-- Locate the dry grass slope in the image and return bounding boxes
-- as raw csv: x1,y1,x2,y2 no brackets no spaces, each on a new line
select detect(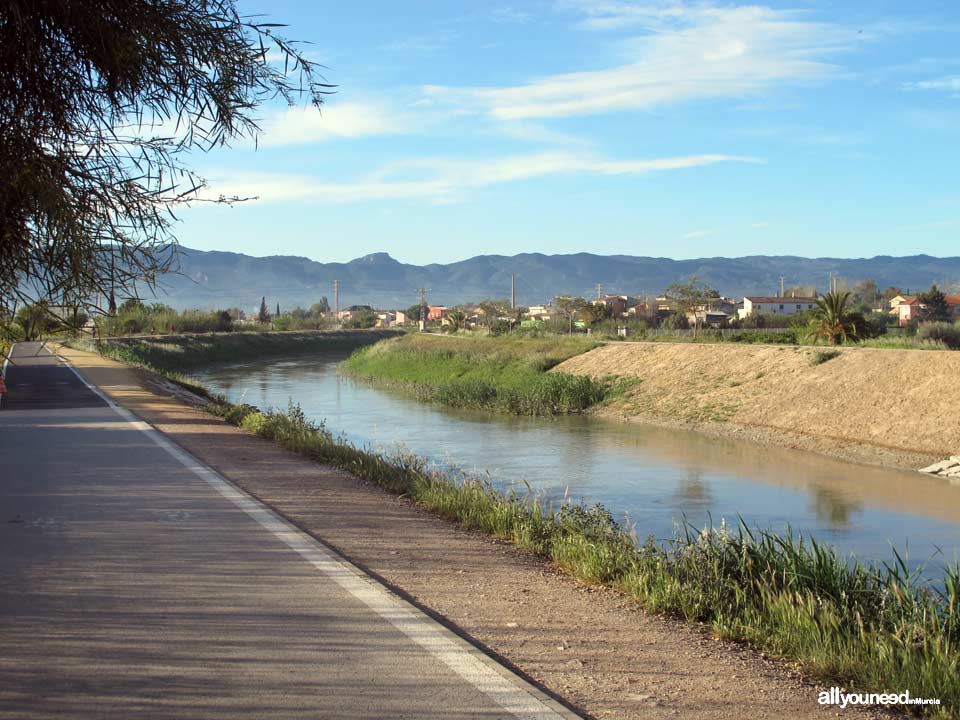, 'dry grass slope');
555,342,960,464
